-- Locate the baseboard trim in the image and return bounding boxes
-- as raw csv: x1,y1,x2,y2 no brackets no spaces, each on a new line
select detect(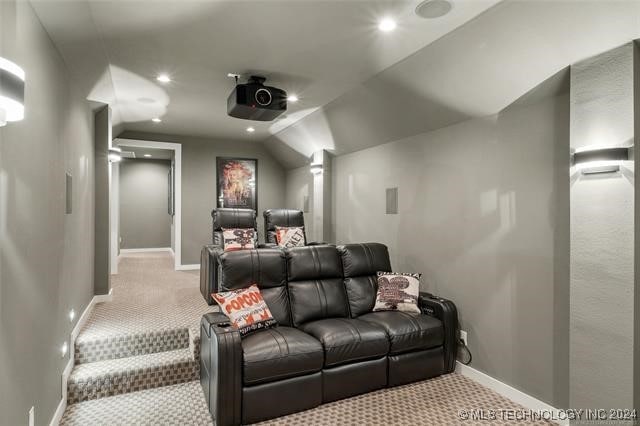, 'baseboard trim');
456,362,568,426
120,247,172,253
50,289,114,426
176,264,200,271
